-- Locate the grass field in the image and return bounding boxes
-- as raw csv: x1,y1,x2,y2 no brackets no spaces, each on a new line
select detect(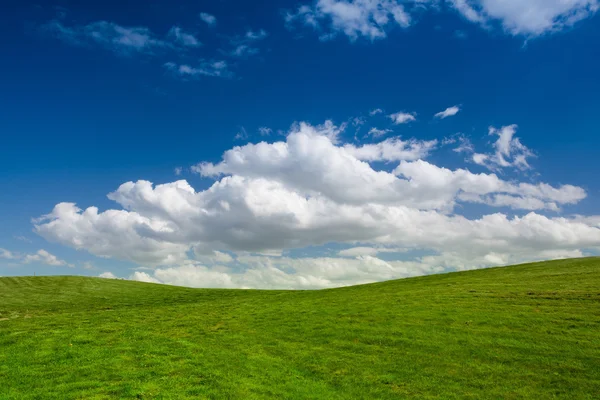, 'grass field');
1,258,599,399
